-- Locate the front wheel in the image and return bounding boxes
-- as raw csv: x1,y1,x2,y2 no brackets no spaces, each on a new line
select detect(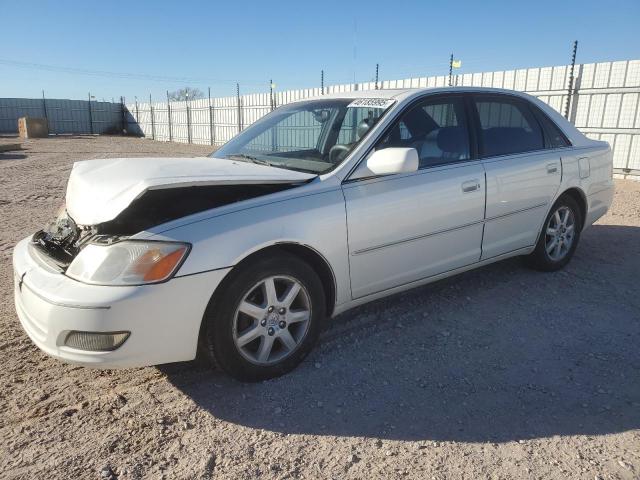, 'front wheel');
200,253,325,382
526,194,582,271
